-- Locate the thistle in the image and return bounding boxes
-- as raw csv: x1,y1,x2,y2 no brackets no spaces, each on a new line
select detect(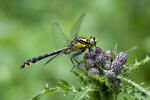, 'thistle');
32,46,150,100
78,47,128,88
